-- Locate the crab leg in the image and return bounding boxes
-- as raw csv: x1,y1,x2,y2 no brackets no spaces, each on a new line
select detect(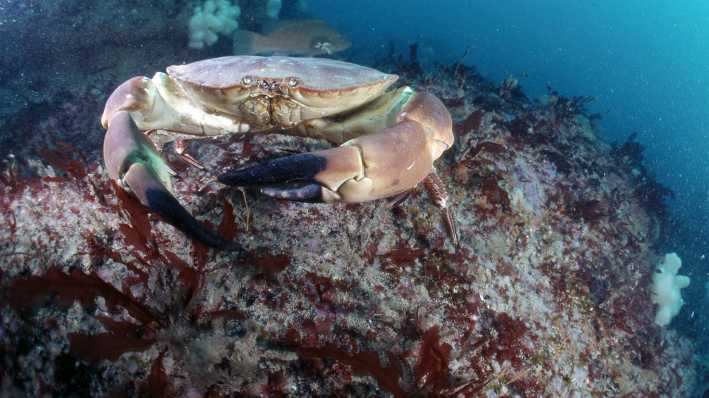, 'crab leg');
423,170,459,247
102,77,232,249
174,139,206,170
219,89,459,243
